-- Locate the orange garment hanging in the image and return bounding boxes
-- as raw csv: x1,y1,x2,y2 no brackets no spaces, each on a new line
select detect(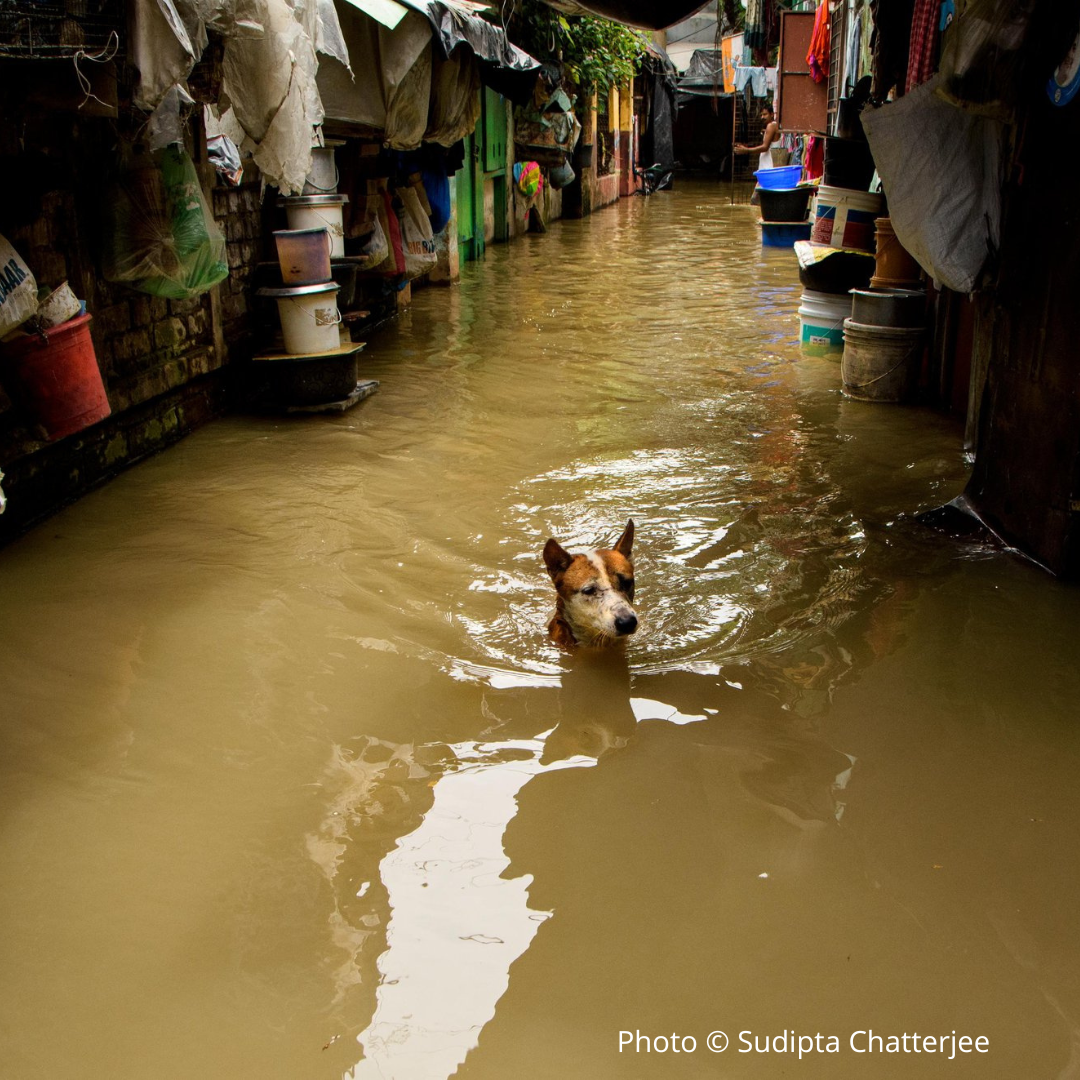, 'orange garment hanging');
807,0,830,83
